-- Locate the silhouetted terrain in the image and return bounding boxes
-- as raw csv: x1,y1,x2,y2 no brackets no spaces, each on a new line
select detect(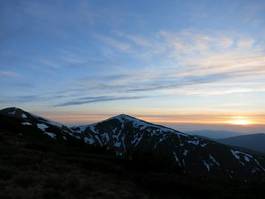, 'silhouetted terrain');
0,107,265,199
218,133,265,154
189,129,243,139
71,114,265,178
